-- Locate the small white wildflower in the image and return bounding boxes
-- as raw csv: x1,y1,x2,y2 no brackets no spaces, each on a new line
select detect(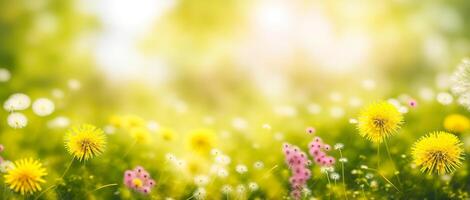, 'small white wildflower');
320,166,334,173
370,180,378,188
0,160,14,173
339,158,348,163
349,118,358,124
194,175,209,186
217,168,229,178
334,143,344,150
7,112,28,128
165,153,176,162
32,98,55,116
248,182,258,191
236,184,246,194
436,92,453,105
330,172,340,181
211,149,221,156
302,188,311,196
236,164,248,174
0,68,11,82
262,123,271,130
175,160,186,169
221,185,232,194
365,173,374,179
360,165,368,169
215,155,231,165
194,187,206,200
147,121,160,132
4,93,30,111
253,161,264,169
